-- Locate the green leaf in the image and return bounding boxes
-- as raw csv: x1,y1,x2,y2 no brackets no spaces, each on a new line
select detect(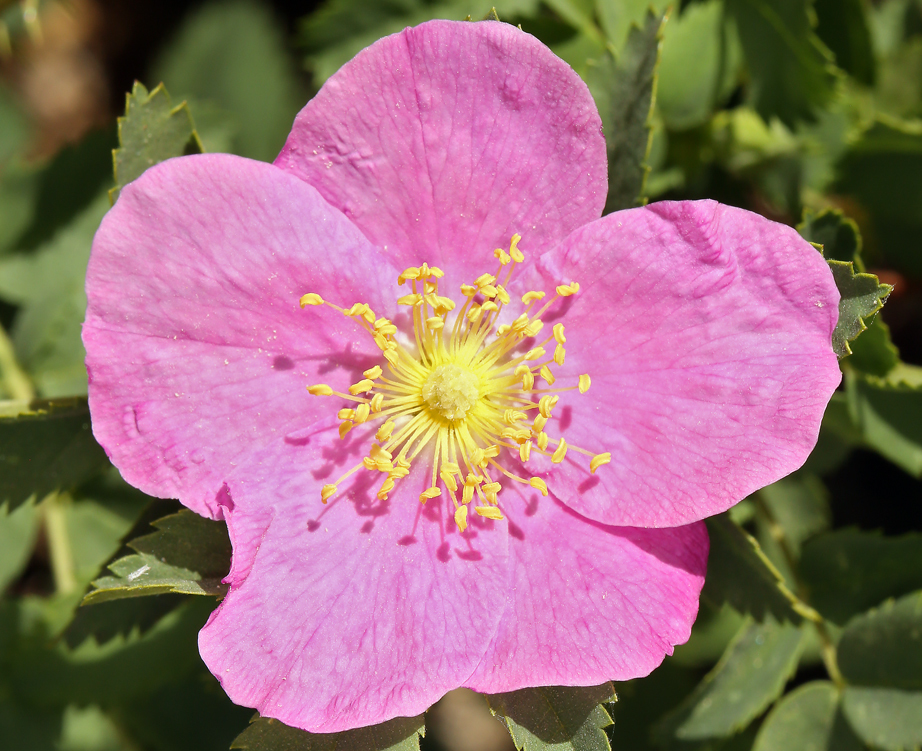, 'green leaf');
752,681,864,751
701,514,811,623
588,9,663,213
0,500,39,593
0,83,28,166
487,683,614,751
834,118,922,277
151,0,305,162
0,192,110,396
231,714,424,750
801,393,861,475
111,81,203,202
838,591,922,691
846,367,922,477
0,398,109,512
800,529,922,625
847,316,900,378
656,0,742,130
84,552,226,602
826,259,891,359
657,619,803,742
841,687,922,751
724,0,838,126
797,208,862,266
757,475,830,556
130,509,232,577
813,0,875,85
